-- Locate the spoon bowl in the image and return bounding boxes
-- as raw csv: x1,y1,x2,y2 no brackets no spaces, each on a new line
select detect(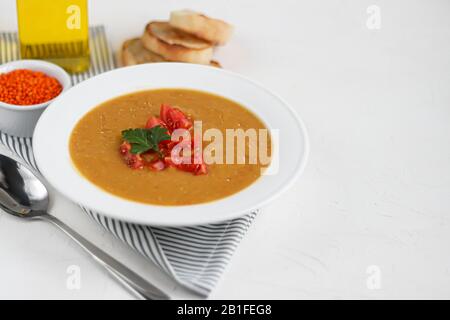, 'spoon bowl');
0,154,48,218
